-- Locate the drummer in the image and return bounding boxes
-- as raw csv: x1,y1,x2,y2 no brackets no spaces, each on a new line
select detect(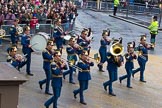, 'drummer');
53,18,67,54
21,26,34,76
